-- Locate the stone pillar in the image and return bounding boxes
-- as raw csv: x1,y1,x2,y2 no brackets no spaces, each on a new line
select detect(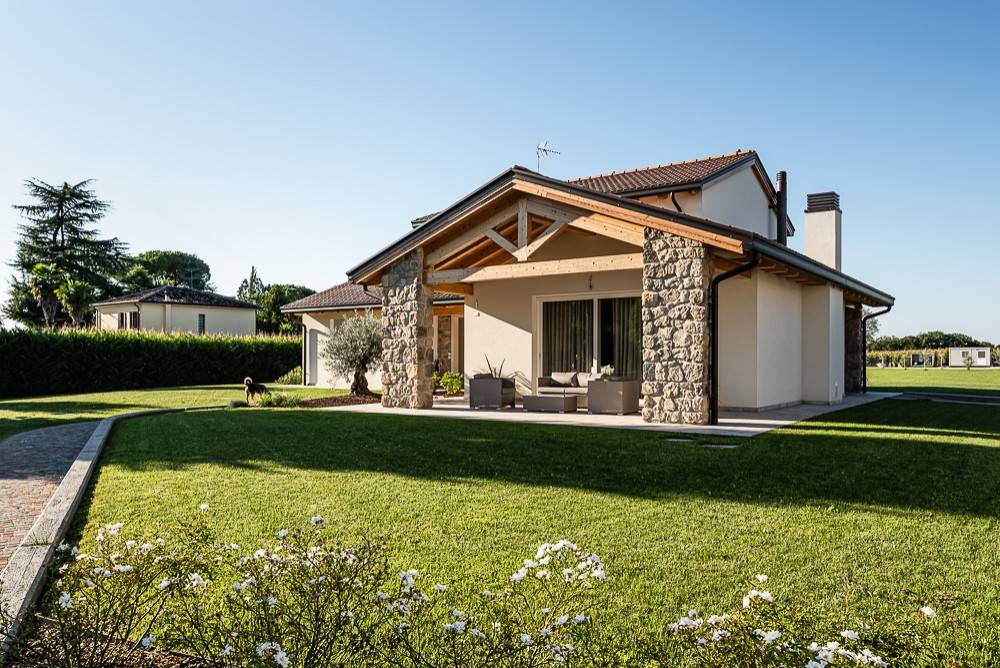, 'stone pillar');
844,304,864,393
380,249,434,408
641,228,711,424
